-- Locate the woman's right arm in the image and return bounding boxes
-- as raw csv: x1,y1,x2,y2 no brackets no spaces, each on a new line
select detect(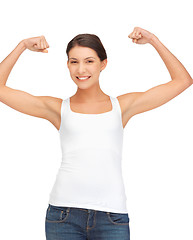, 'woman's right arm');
0,36,62,124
